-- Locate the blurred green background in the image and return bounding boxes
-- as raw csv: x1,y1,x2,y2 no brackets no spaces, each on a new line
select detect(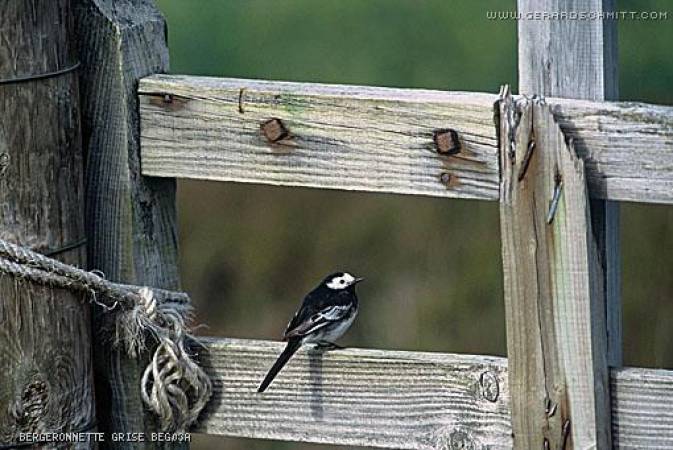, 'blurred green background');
153,0,673,448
